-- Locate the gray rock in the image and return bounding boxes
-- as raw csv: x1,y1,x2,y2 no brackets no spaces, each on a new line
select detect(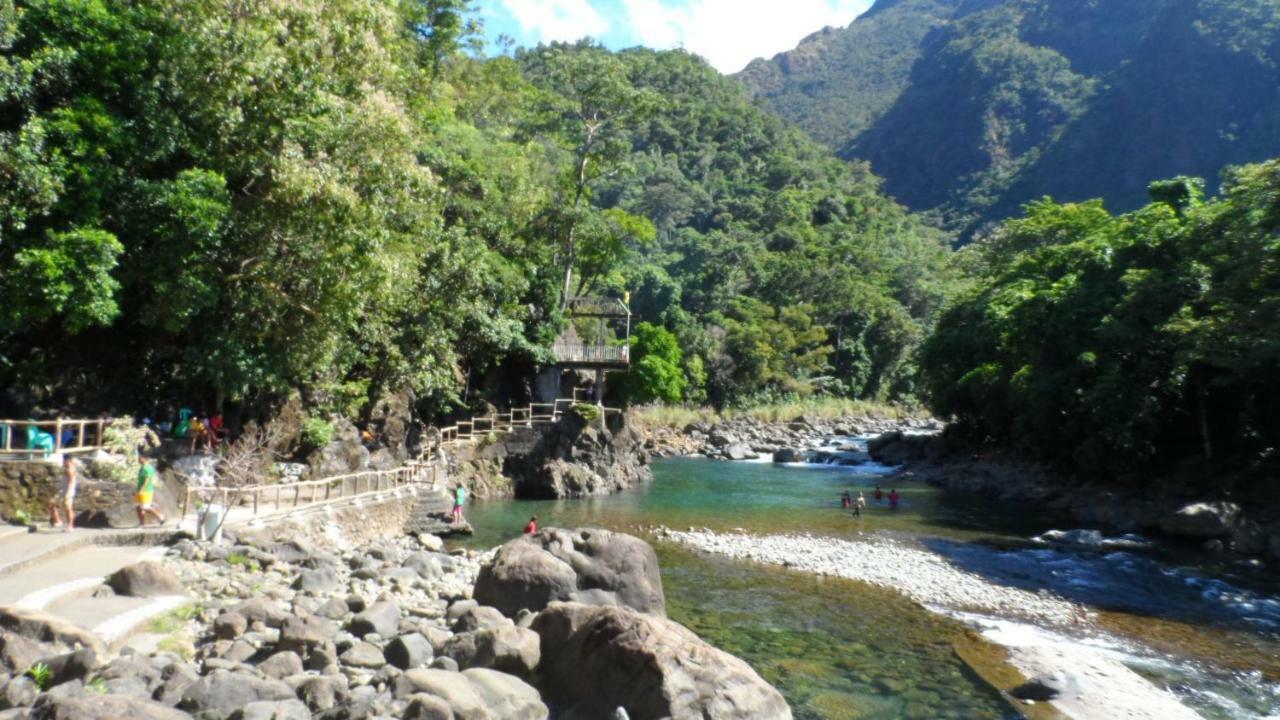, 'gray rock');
313,599,349,621
43,646,101,686
722,443,756,461
383,634,433,671
532,602,791,720
428,657,458,672
214,612,249,640
292,568,340,594
348,602,399,639
338,642,384,669
497,412,651,499
28,693,191,719
402,693,453,720
106,562,185,598
229,699,311,720
442,625,540,677
403,553,443,579
771,449,805,463
1,676,37,709
473,528,666,617
258,651,303,680
0,632,46,675
1010,671,1087,701
277,616,337,656
152,663,199,706
393,668,547,720
1159,502,1241,538
0,608,106,658
1231,521,1269,555
180,672,296,719
291,675,348,713
449,606,509,633
231,599,290,629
